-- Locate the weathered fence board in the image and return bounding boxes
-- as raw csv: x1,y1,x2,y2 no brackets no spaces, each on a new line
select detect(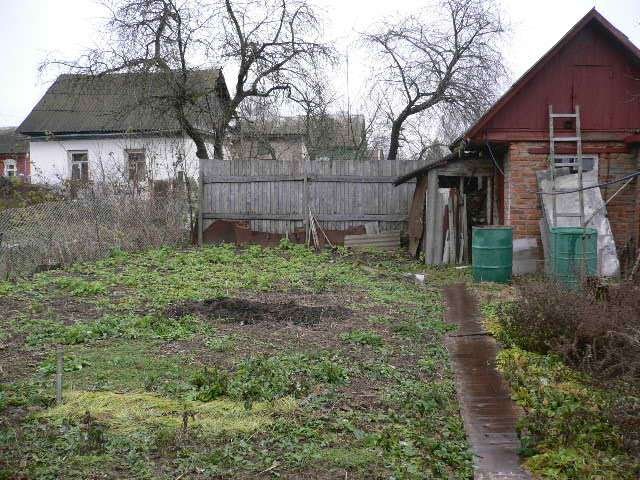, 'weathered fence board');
201,159,421,236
